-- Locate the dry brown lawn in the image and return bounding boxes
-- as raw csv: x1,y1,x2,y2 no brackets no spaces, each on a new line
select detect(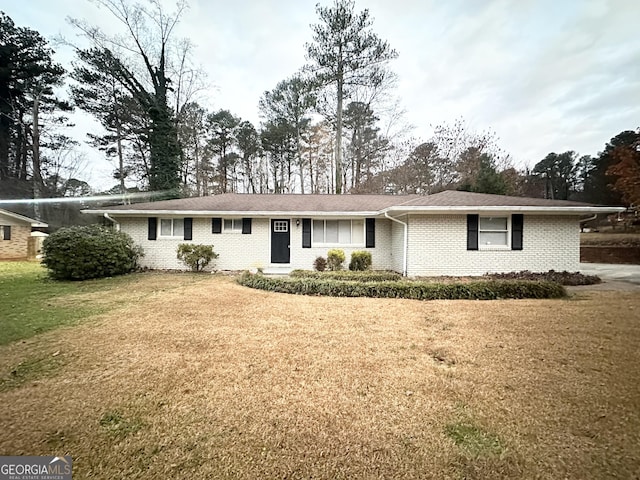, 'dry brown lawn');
1,274,640,479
